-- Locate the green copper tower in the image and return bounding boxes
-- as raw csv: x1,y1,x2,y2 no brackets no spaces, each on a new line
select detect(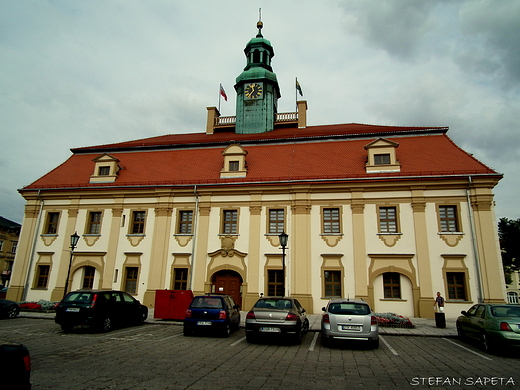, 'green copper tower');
234,20,281,134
